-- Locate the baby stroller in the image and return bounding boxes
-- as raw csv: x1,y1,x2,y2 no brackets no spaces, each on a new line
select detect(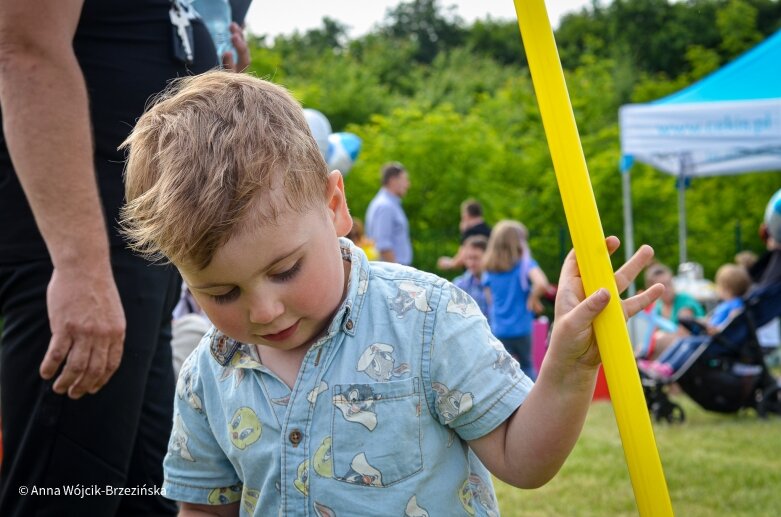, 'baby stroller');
639,281,781,423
